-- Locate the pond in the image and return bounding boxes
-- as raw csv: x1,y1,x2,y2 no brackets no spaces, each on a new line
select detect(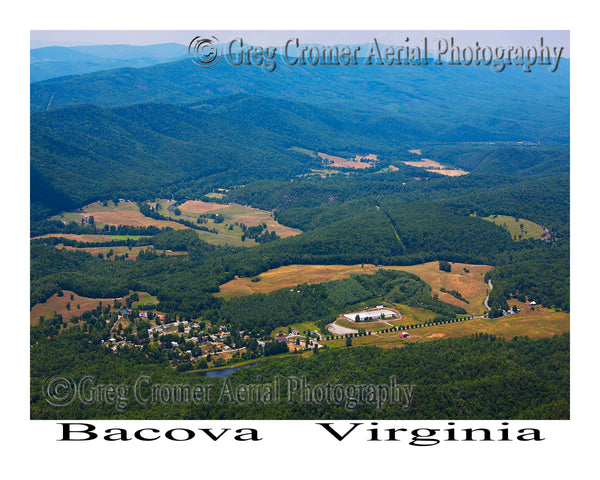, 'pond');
194,362,259,378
